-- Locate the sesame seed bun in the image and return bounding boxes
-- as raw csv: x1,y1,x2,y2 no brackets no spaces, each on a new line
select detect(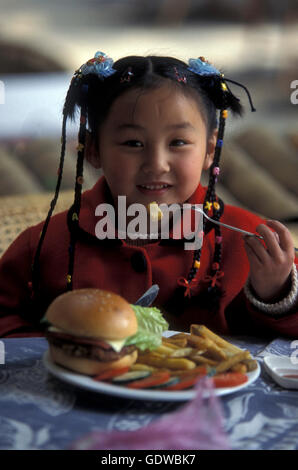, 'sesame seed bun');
46,288,138,340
